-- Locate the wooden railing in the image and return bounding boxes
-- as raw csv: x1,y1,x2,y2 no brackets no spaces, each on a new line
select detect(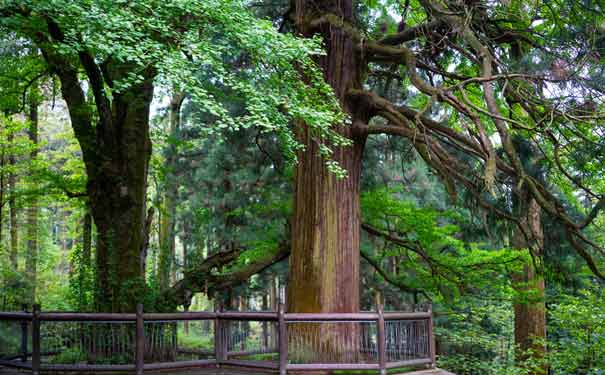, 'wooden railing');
0,304,436,374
